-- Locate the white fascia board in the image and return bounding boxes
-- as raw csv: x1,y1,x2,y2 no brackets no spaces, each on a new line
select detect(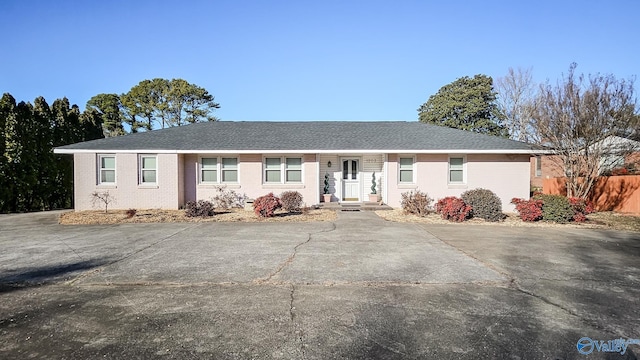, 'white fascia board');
54,148,553,155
